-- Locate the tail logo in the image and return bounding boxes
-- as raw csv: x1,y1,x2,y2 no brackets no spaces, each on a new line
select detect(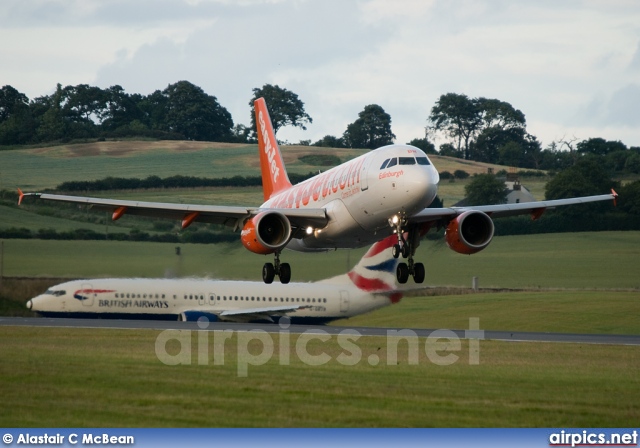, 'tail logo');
258,111,280,184
348,235,399,292
73,289,114,301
